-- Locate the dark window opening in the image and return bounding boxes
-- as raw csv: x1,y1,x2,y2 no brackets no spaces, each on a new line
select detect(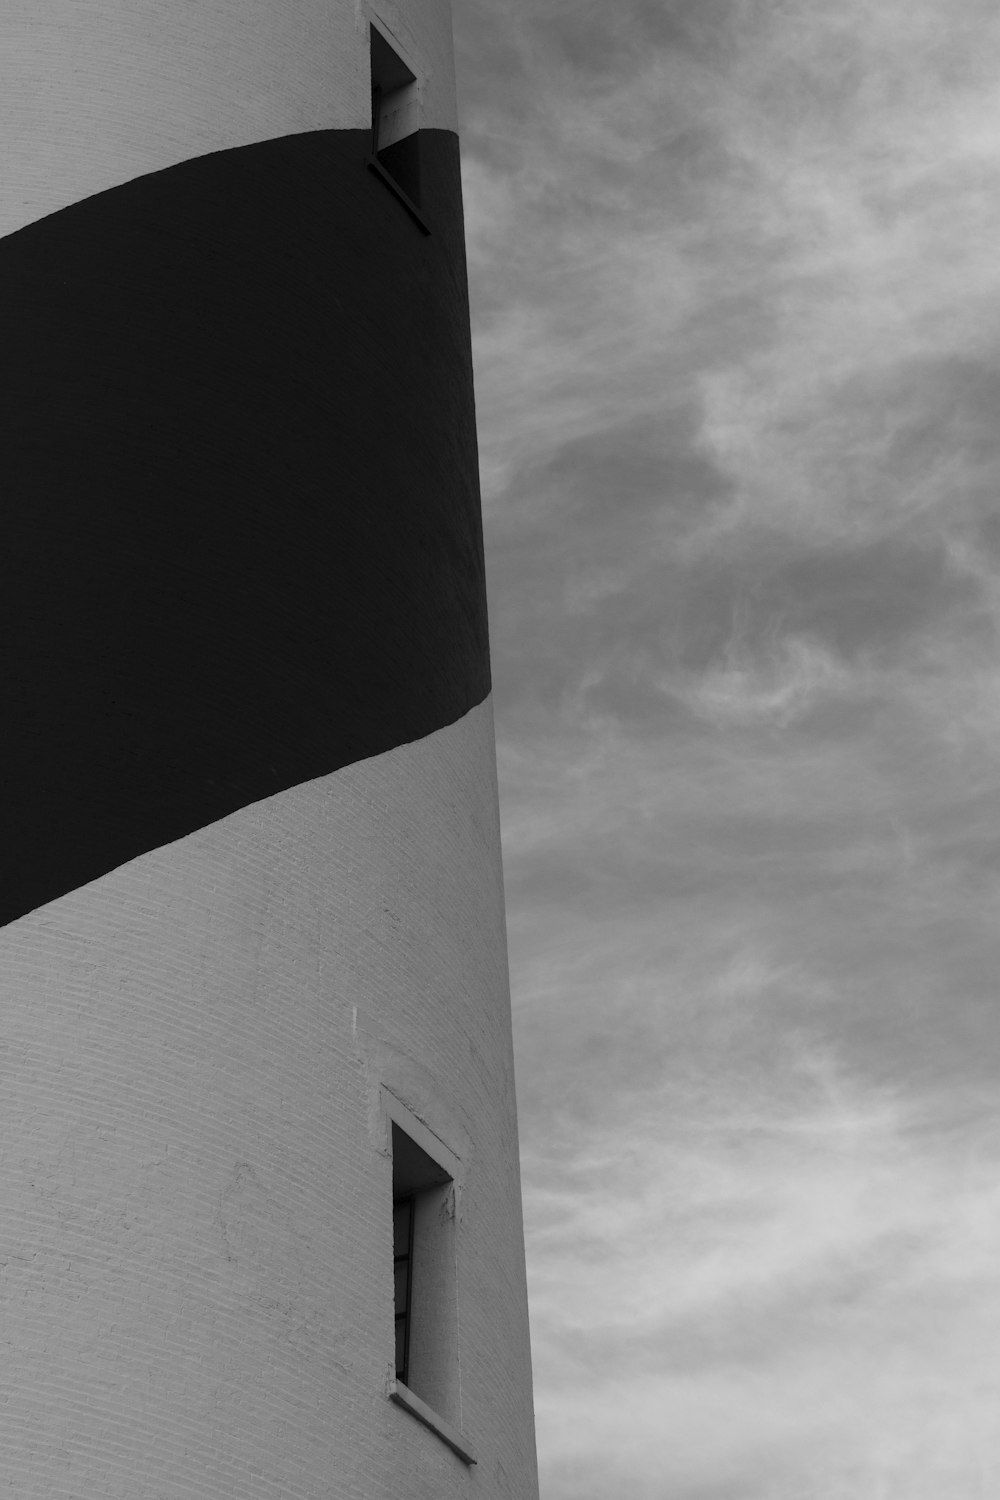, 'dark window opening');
390,1121,454,1405
393,1194,415,1384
